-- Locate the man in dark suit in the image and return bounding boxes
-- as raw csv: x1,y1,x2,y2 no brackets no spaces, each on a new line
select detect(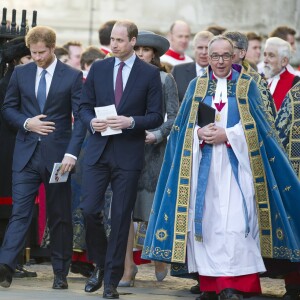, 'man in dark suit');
172,31,214,104
0,26,85,290
79,20,163,299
